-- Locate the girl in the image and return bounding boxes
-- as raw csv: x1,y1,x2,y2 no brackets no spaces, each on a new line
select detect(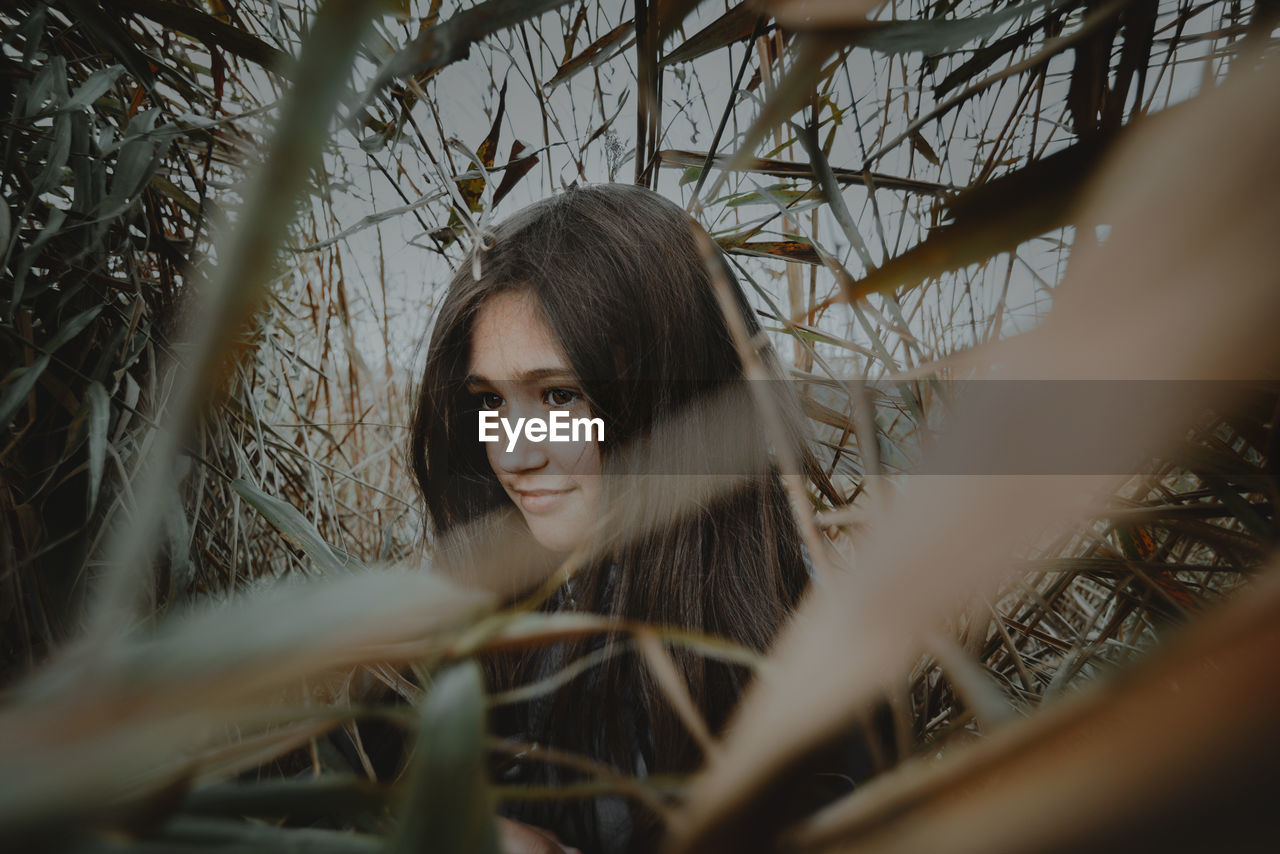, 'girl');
409,183,849,853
